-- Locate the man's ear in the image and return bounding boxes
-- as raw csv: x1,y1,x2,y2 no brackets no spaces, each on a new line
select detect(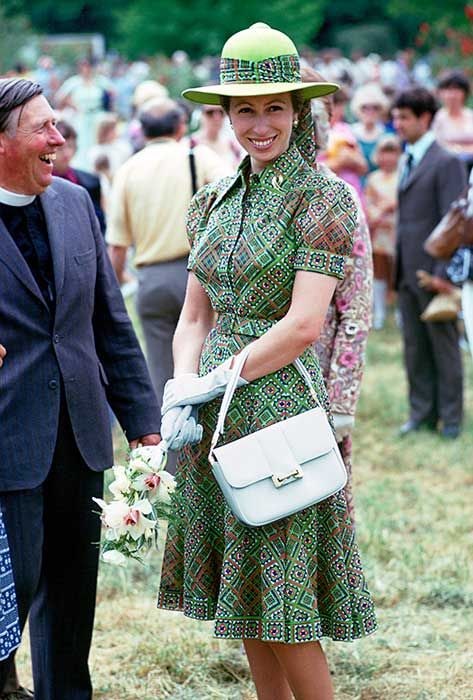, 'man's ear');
420,111,433,131
175,120,187,141
0,133,7,156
